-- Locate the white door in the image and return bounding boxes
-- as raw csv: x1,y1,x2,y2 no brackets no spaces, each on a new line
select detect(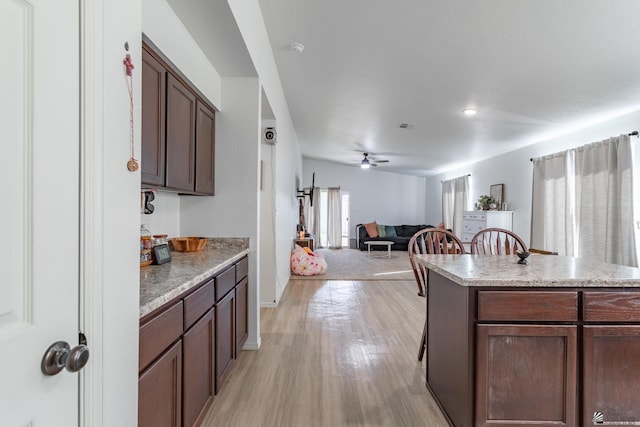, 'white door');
1,0,81,425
